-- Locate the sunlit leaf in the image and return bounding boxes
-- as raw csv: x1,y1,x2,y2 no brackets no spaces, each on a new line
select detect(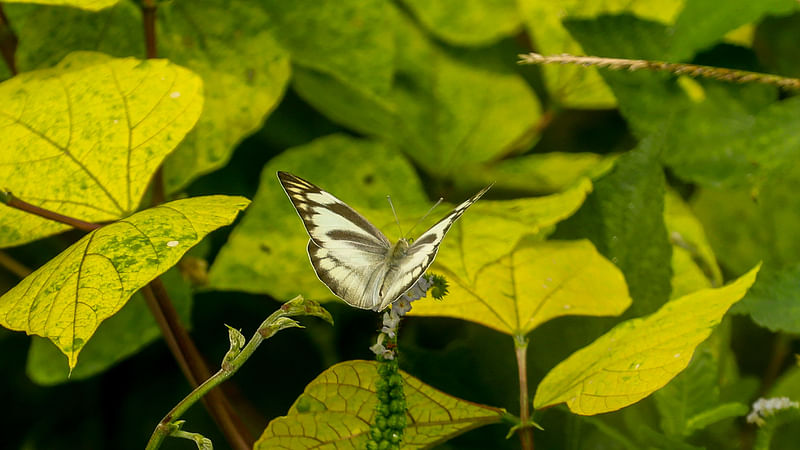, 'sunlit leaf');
654,349,747,436
414,239,630,336
292,6,541,176
5,0,290,192
208,134,429,300
399,0,522,46
0,0,118,11
255,360,505,448
0,51,203,247
0,195,249,368
534,265,760,415
25,267,192,385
